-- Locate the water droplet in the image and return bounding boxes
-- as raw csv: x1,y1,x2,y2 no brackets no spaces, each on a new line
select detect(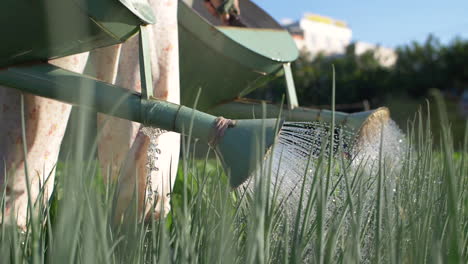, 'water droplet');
141,127,166,201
